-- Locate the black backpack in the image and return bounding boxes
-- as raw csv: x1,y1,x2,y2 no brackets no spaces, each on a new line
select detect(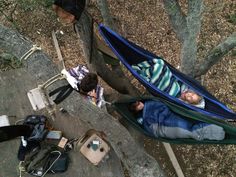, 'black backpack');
18,115,69,176
18,115,49,161
22,144,69,176
23,115,49,141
